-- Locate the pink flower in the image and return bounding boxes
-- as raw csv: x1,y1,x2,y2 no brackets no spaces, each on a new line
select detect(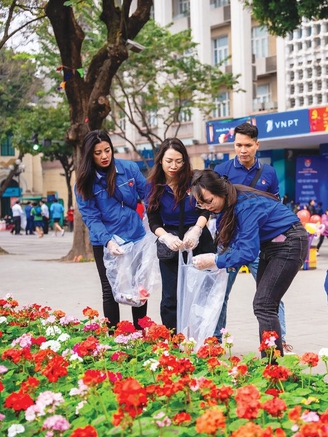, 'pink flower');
42,415,70,431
